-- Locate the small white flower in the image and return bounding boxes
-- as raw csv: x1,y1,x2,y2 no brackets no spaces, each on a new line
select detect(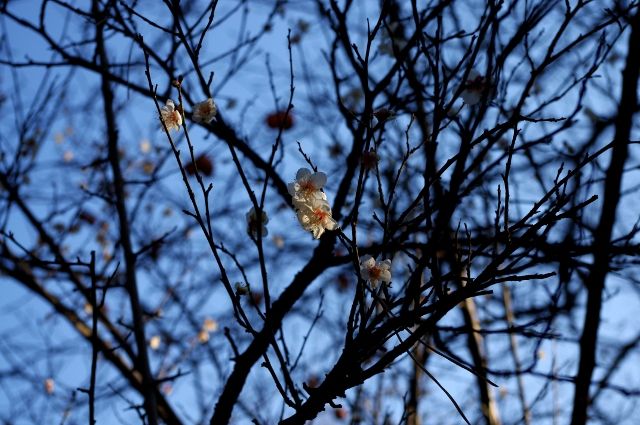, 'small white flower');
460,70,489,106
160,99,182,131
192,98,217,123
288,168,328,205
359,255,392,287
246,207,269,238
295,198,337,239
